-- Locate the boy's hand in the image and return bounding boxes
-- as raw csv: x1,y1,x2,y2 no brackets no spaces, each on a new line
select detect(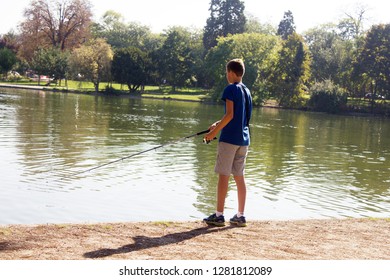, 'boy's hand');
204,130,218,144
204,120,221,143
